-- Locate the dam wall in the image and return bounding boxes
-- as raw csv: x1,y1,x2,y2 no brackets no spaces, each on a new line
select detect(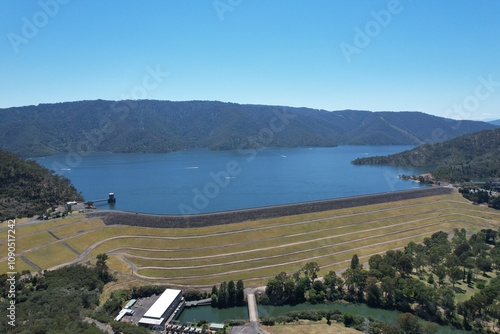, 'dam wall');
88,187,454,228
